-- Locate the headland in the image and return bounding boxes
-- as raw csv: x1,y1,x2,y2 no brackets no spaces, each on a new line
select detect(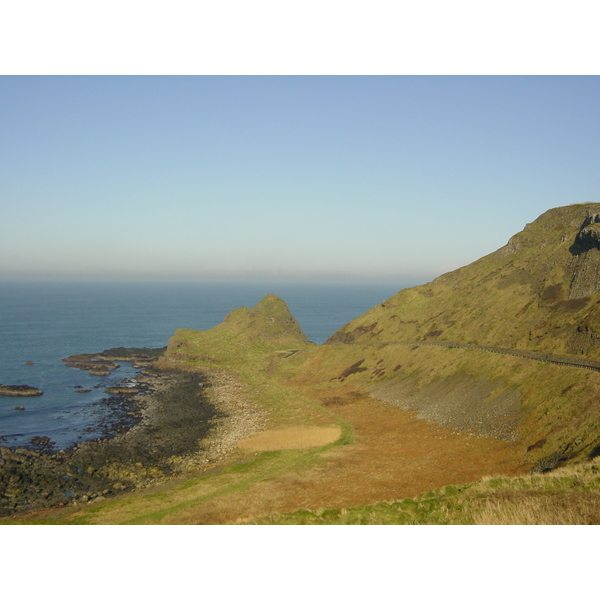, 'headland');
5,204,600,524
